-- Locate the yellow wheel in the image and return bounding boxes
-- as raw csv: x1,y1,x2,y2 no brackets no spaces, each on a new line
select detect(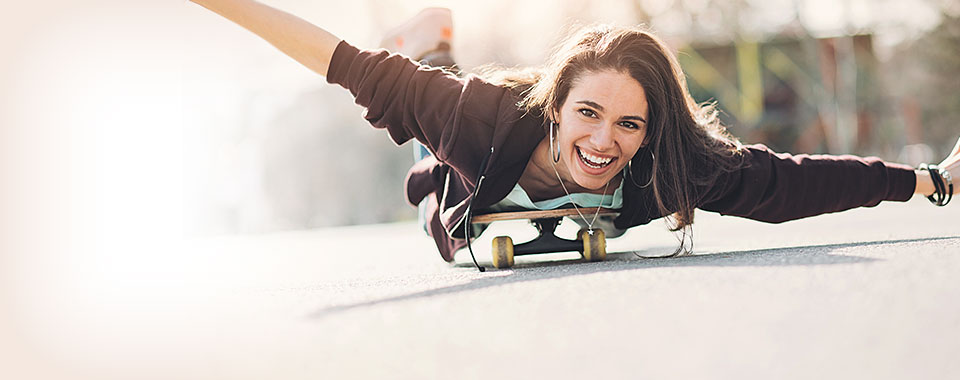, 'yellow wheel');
578,229,606,262
491,236,514,269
